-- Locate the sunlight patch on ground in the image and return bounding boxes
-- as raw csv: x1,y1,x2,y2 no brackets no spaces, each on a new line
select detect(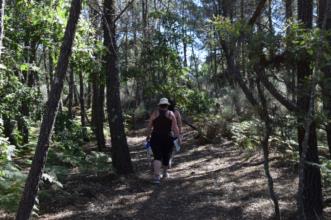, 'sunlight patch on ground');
244,198,274,218
127,136,145,145
40,210,76,220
